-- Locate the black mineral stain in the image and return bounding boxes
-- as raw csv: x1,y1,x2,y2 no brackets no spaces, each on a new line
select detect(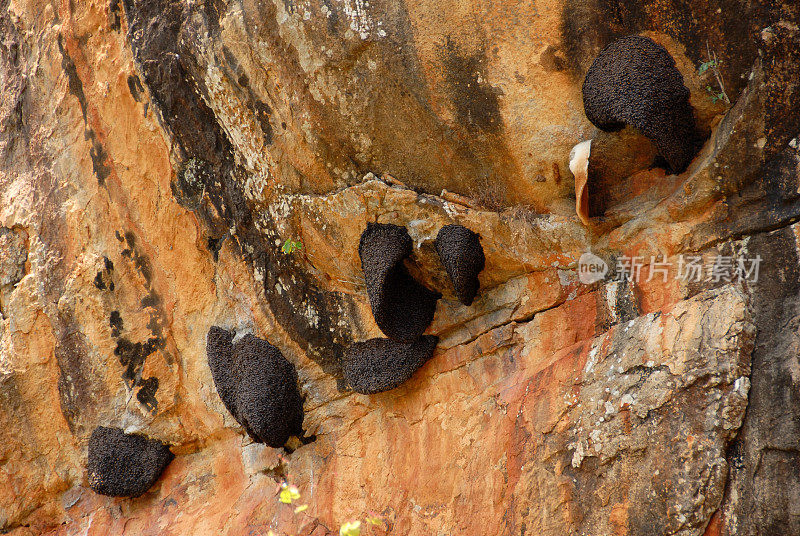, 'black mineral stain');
260,232,355,377
207,237,223,261
109,0,121,31
171,158,211,211
320,0,339,33
109,310,123,337
122,231,153,283
127,73,144,102
136,377,159,411
281,0,296,16
253,100,273,145
343,336,438,394
720,227,800,535
359,223,440,343
88,426,174,498
57,34,87,121
114,336,165,387
206,327,304,448
141,290,160,308
582,36,701,173
136,263,154,287
435,224,485,306
441,37,503,133
86,128,112,184
105,229,173,411
93,256,115,291
123,0,356,380
221,45,245,86
57,34,112,185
